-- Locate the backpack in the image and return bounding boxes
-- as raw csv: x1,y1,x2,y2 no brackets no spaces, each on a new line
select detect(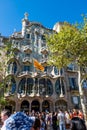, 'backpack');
71,117,86,130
